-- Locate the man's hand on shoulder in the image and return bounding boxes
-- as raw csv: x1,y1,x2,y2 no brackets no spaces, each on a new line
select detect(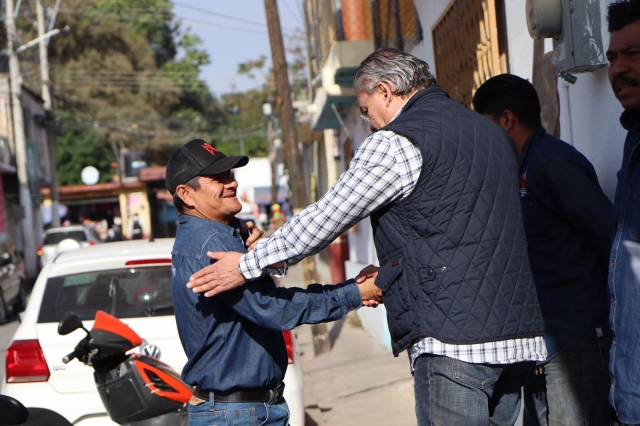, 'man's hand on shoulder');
187,251,247,297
